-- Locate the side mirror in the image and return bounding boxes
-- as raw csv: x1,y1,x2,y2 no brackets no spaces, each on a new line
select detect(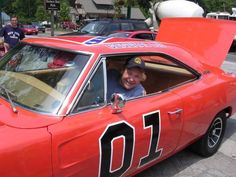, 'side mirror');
110,93,126,114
